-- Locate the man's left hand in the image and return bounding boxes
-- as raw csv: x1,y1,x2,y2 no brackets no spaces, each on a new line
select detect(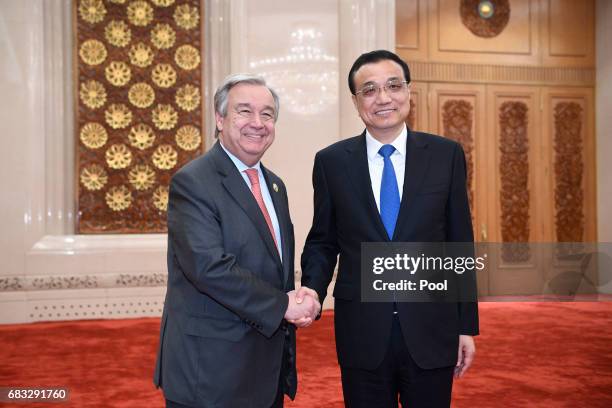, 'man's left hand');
455,335,476,378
